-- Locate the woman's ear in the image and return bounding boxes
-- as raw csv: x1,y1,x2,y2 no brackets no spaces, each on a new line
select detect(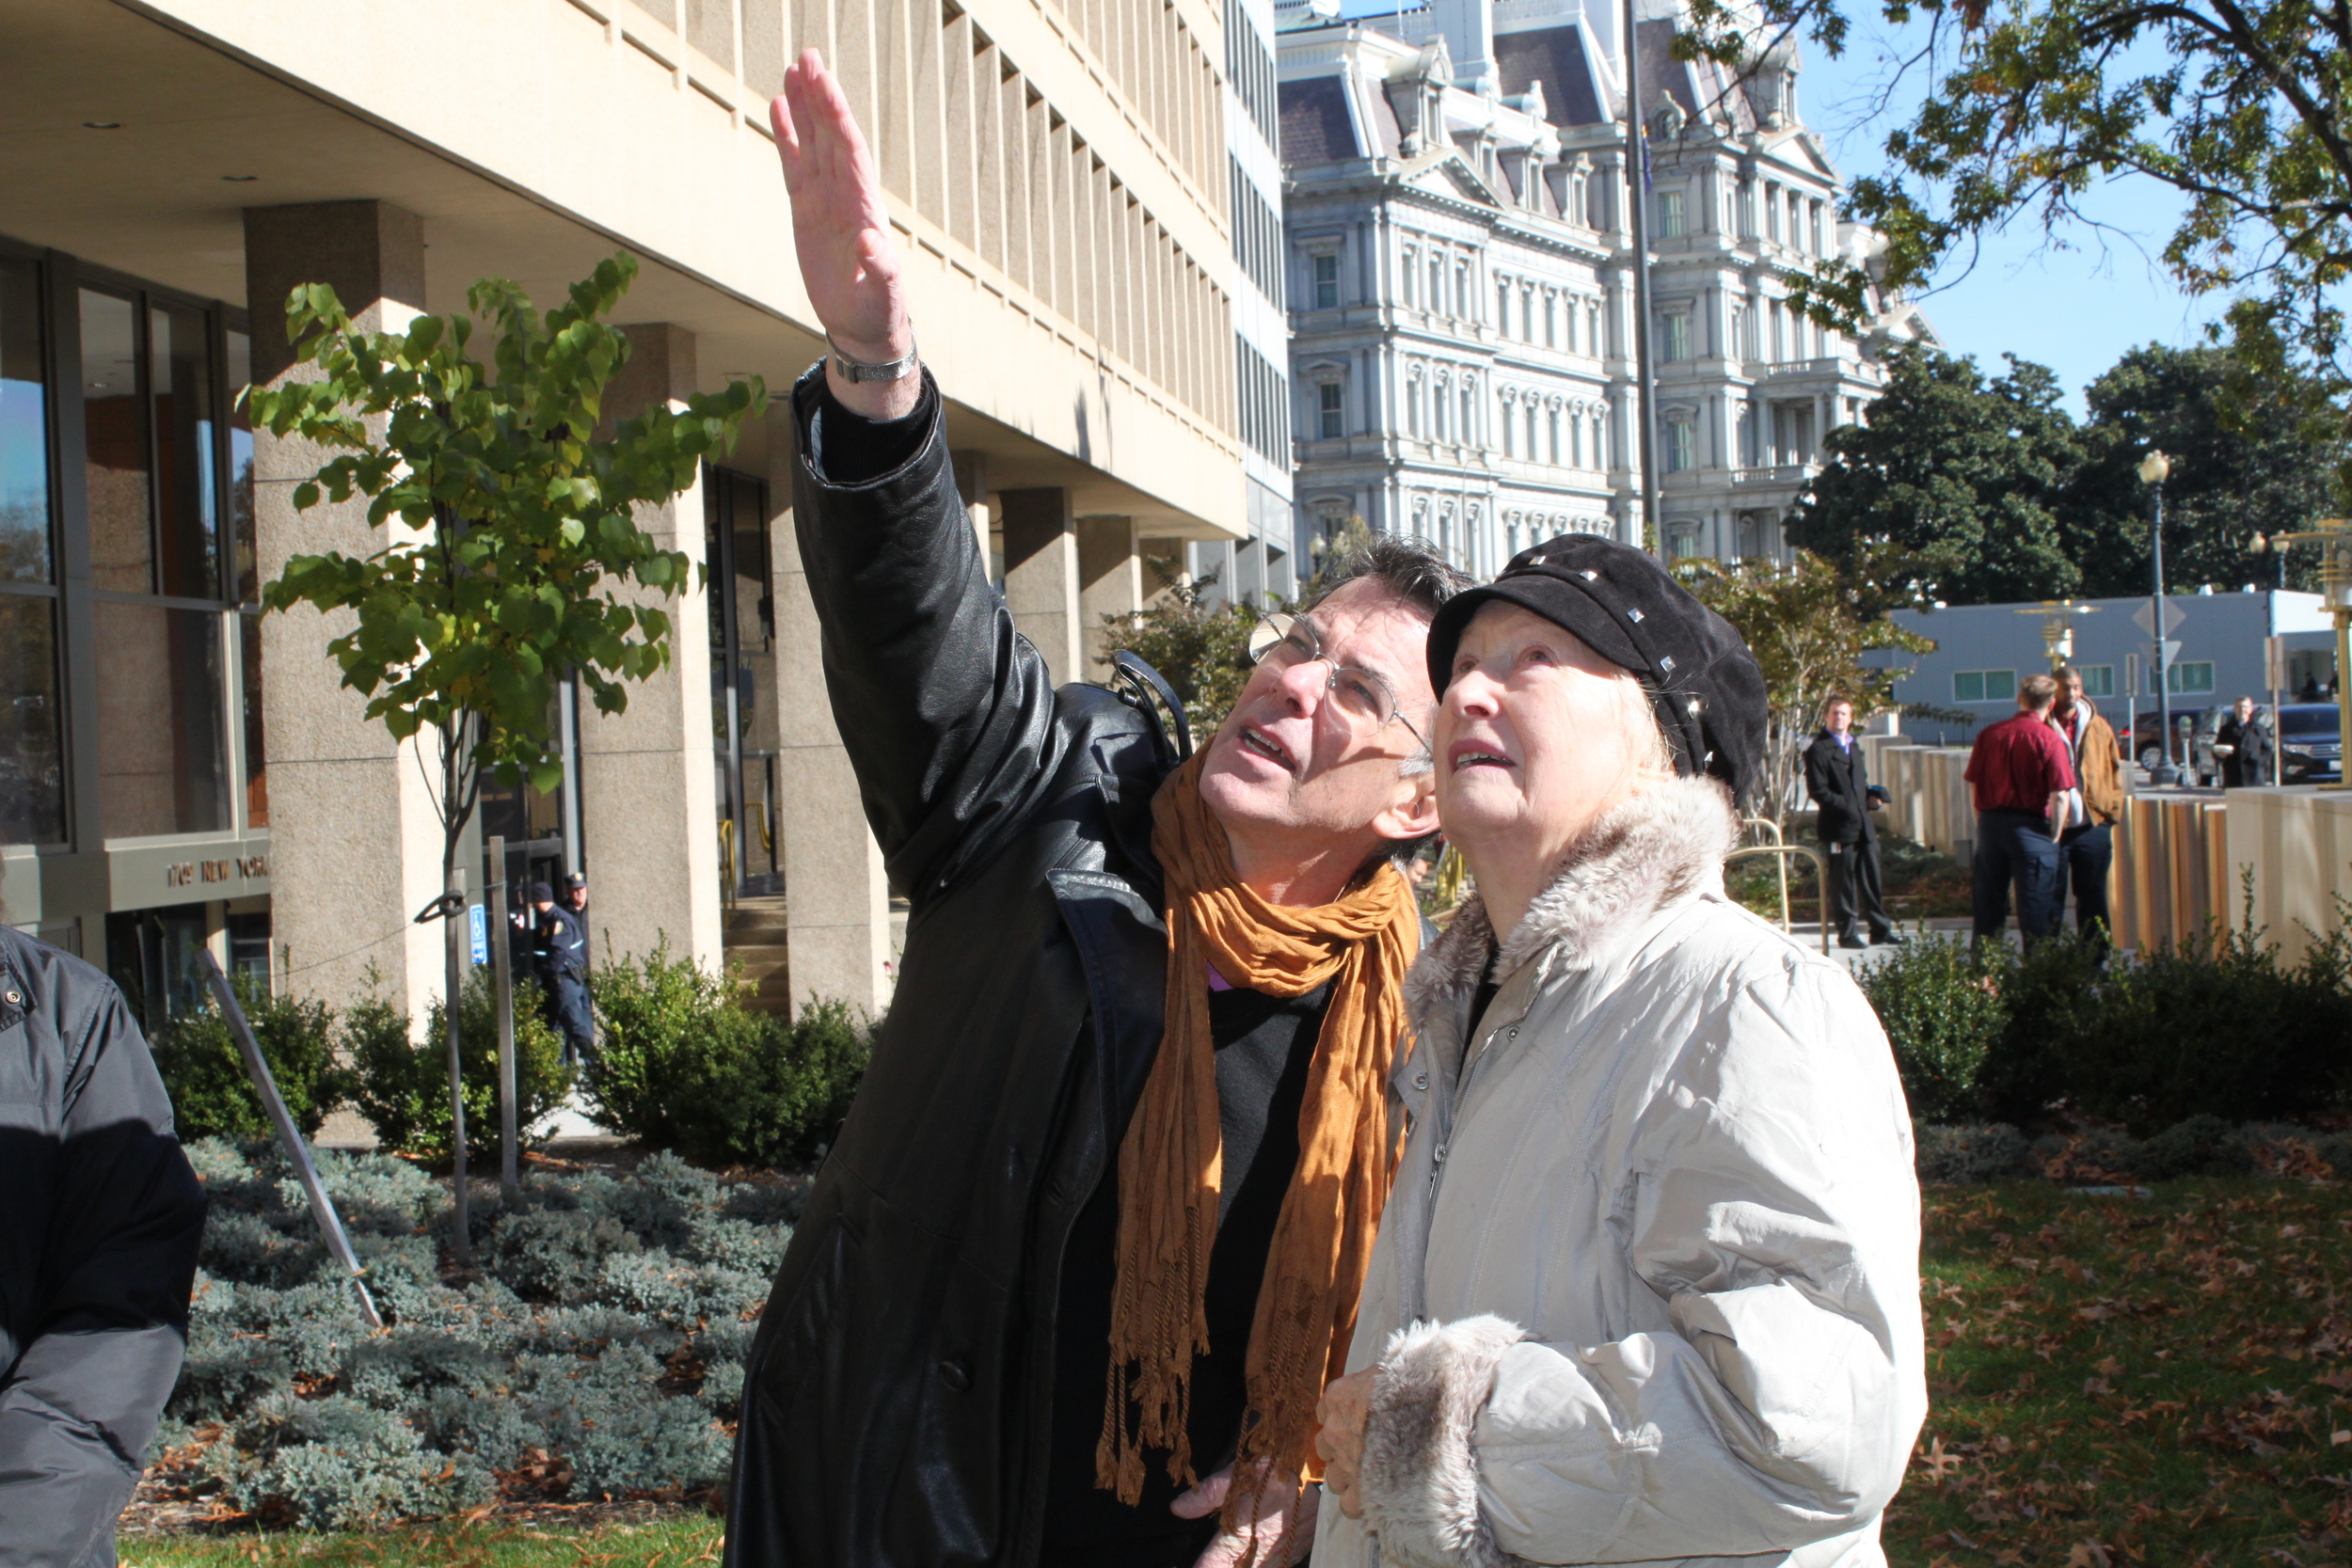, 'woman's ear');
1377,766,1442,846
